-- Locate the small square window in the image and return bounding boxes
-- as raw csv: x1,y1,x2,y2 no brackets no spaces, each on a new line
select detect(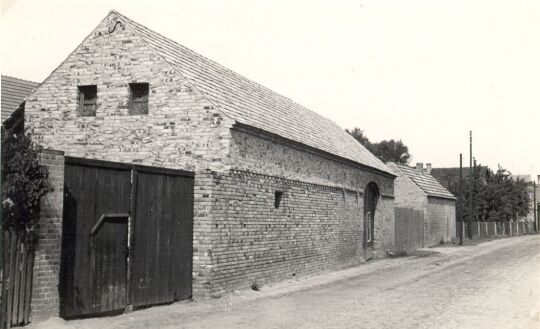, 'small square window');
129,83,149,115
78,85,97,116
274,191,283,209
